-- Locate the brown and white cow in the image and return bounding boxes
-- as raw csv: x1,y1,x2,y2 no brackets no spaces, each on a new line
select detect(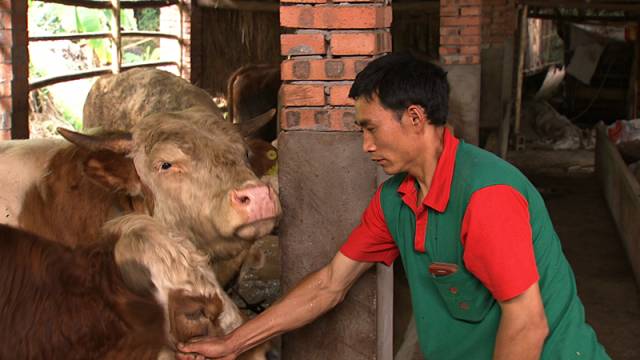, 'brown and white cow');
0,105,280,357
0,108,278,286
